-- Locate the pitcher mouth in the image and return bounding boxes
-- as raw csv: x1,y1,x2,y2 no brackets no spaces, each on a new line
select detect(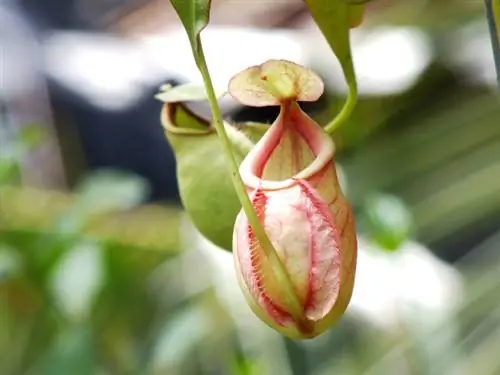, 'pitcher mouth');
240,102,335,191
